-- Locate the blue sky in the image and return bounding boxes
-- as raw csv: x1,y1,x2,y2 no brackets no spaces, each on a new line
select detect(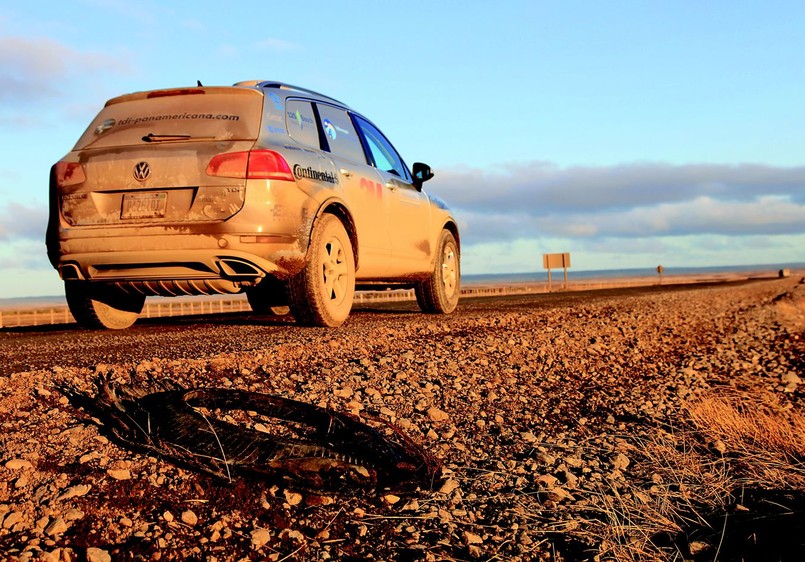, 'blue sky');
1,0,804,298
